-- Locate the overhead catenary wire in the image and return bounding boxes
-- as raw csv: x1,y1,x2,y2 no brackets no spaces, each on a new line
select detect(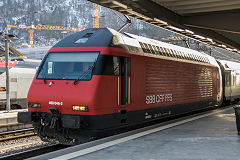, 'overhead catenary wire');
212,47,240,62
